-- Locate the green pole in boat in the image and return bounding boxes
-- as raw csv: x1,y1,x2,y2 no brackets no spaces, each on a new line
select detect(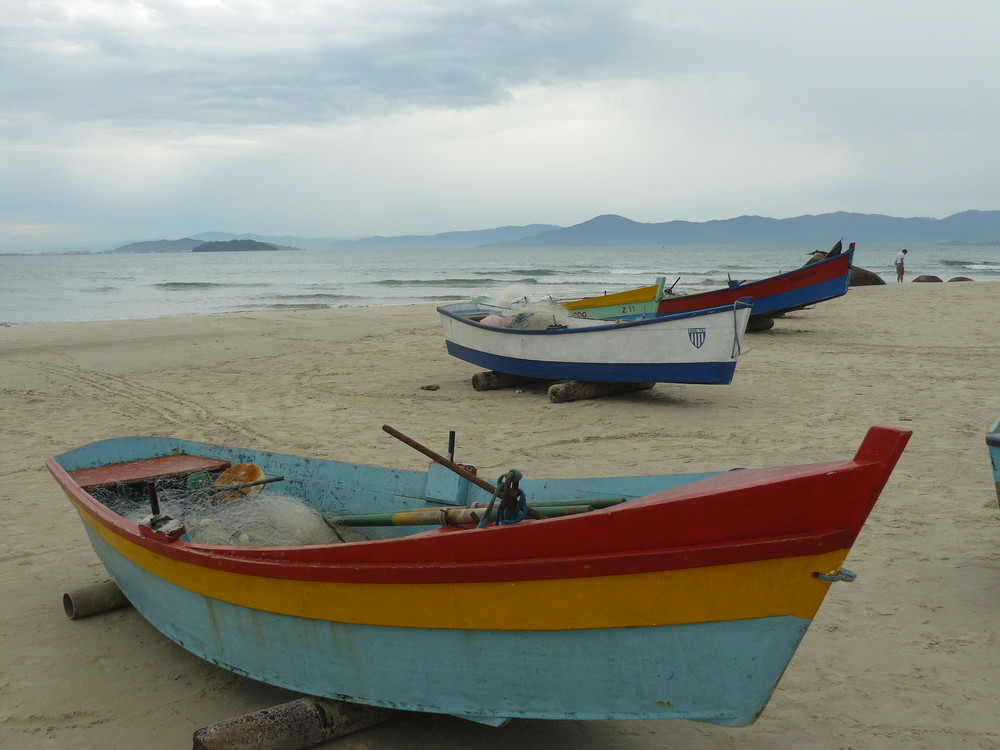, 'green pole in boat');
334,504,594,527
